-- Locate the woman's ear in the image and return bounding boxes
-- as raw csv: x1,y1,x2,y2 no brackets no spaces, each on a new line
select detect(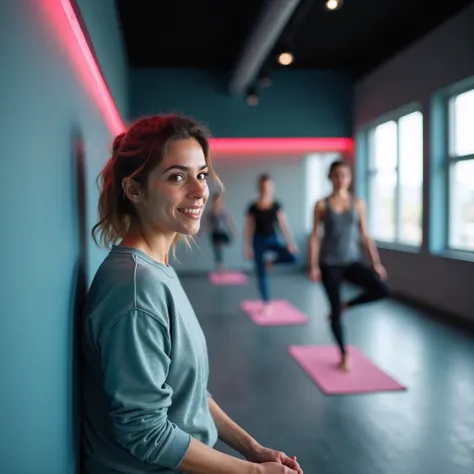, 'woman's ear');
122,177,143,204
